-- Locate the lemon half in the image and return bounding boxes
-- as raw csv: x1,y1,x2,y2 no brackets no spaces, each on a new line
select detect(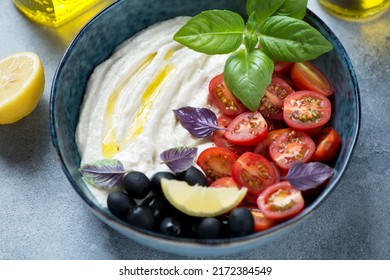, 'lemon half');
0,52,45,124
161,179,247,217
